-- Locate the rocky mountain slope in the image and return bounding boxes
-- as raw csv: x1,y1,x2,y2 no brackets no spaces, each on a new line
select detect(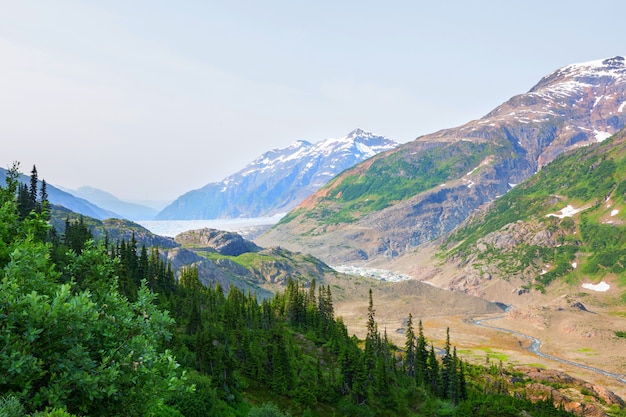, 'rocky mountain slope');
437,126,626,297
155,129,399,220
257,57,626,265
